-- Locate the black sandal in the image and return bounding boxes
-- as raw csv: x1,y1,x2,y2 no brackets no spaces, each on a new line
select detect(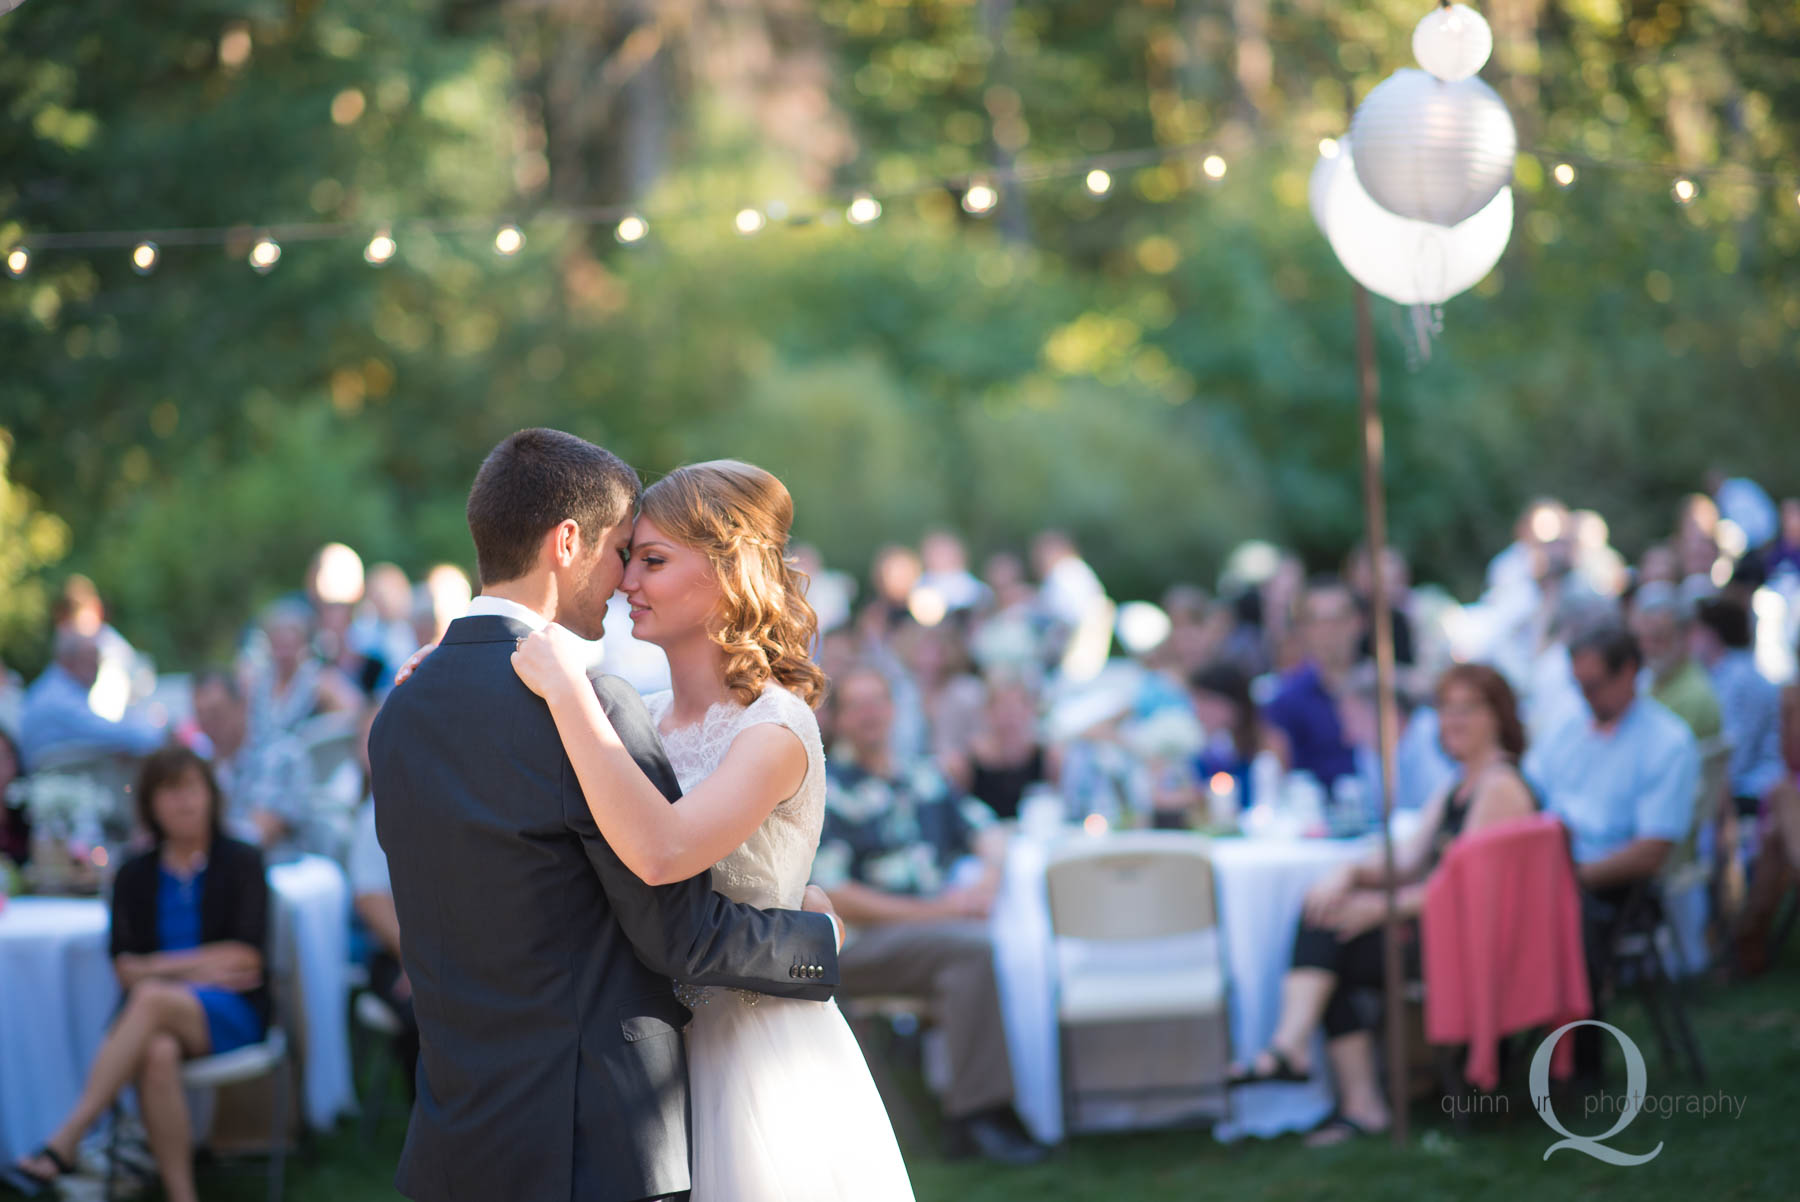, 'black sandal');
1226,1047,1310,1086
12,1143,76,1188
1304,1112,1387,1148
